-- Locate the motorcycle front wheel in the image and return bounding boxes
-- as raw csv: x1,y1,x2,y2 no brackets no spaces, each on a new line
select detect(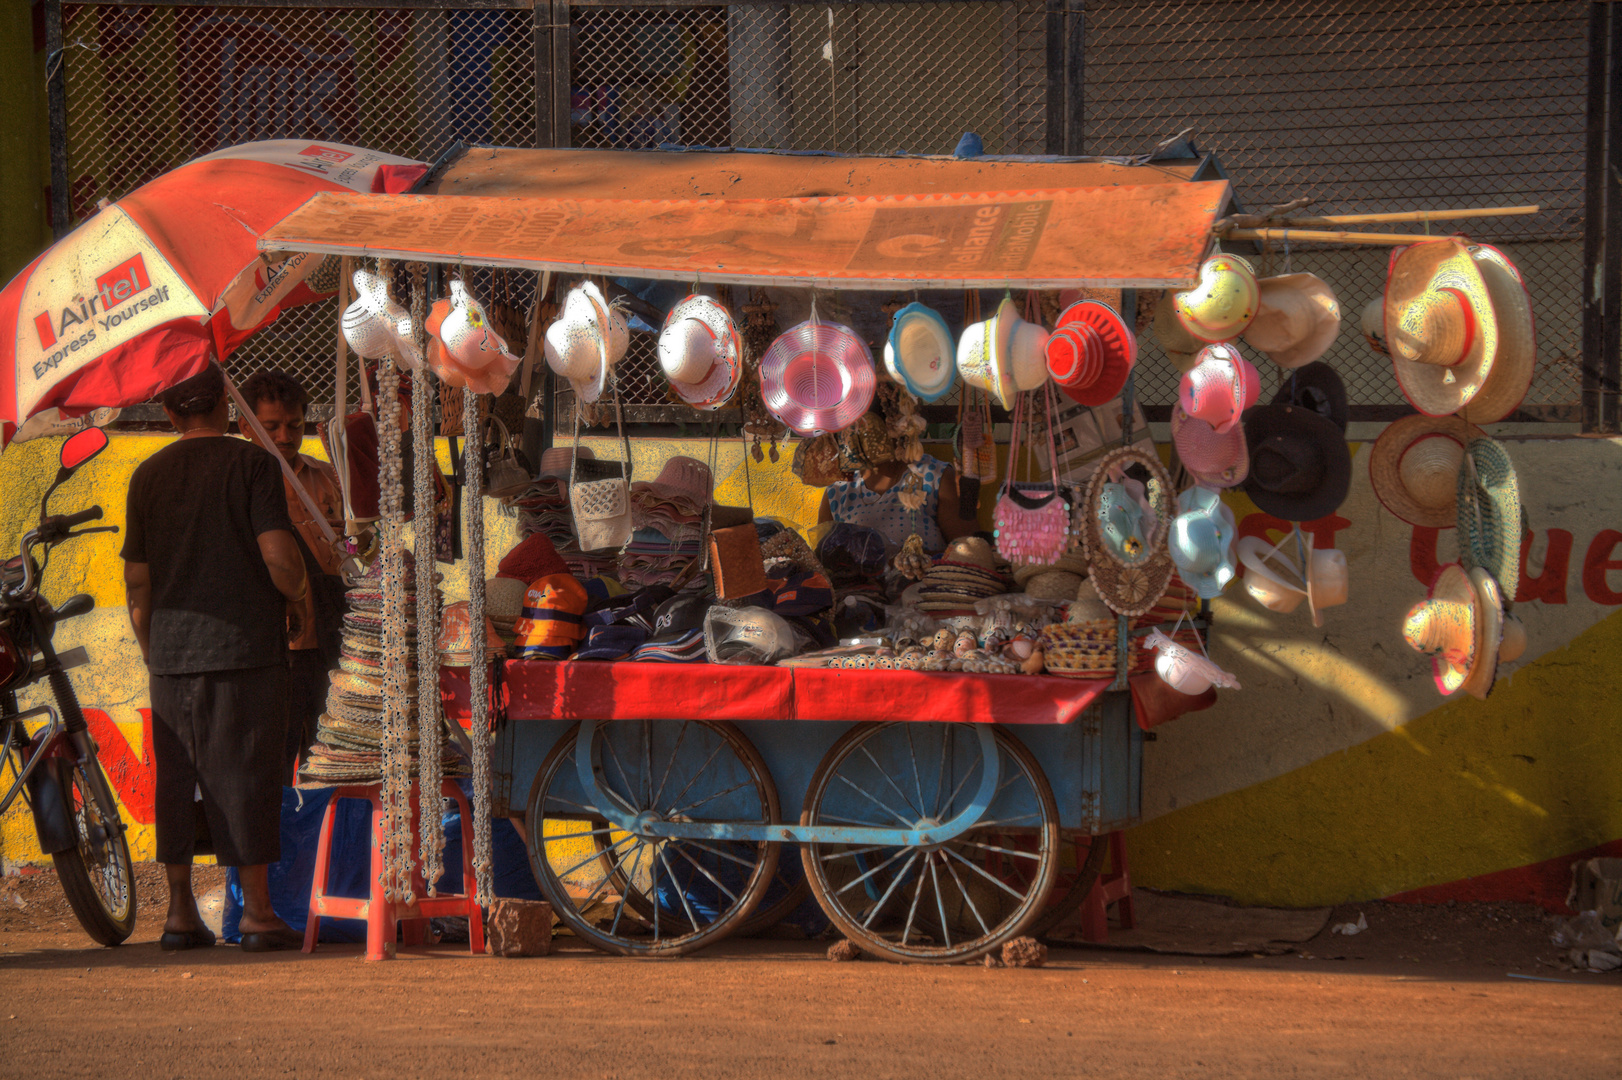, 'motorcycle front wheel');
52,758,136,945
